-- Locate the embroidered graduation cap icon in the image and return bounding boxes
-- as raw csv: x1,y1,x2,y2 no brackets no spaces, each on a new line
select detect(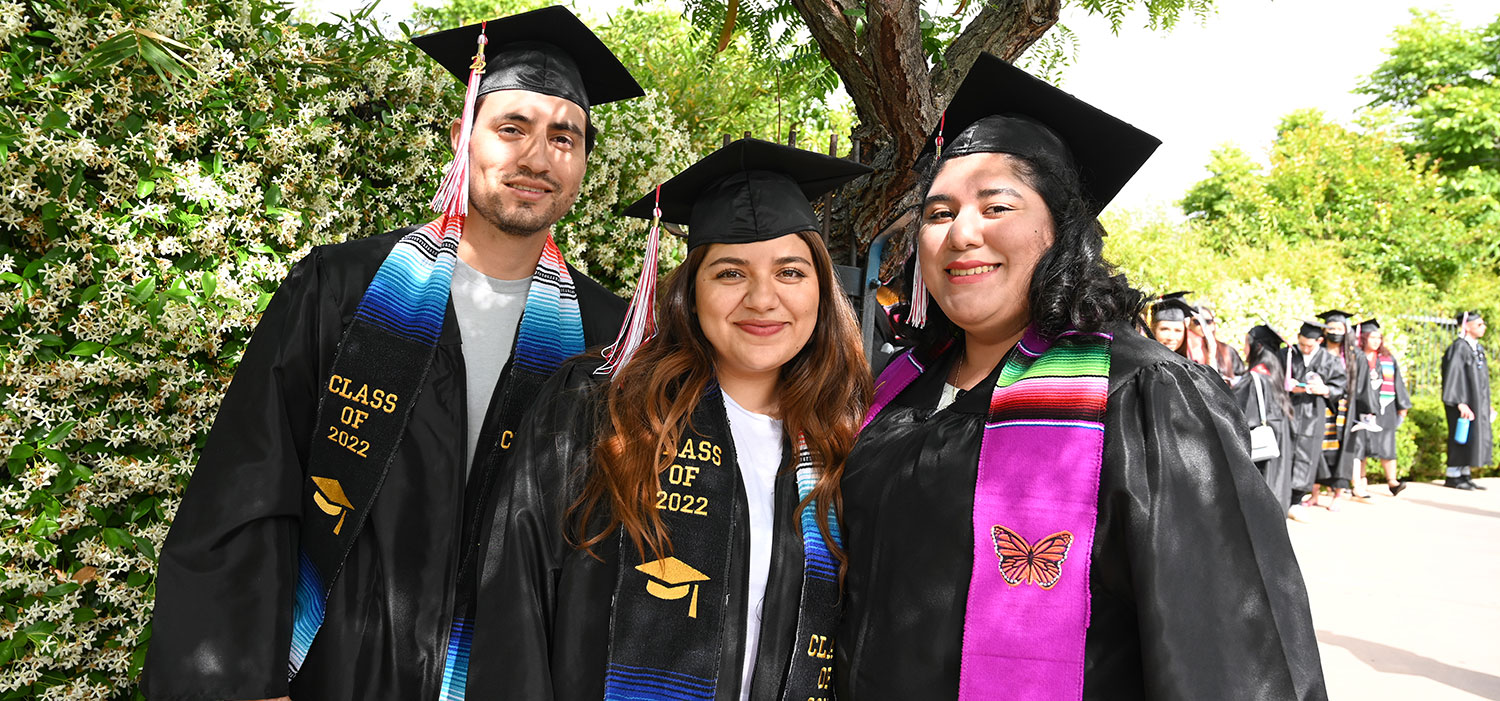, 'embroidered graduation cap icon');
636,556,711,618
311,477,355,535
